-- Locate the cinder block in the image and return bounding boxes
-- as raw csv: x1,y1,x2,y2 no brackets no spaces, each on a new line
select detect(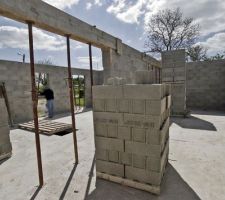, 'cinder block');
0,142,12,155
132,100,145,114
135,70,154,84
145,97,166,116
93,112,123,125
118,99,131,113
165,84,171,96
94,123,107,137
132,128,145,143
161,109,170,125
146,117,170,145
93,99,105,112
105,99,117,112
146,140,169,172
92,85,123,99
125,166,162,186
166,95,172,109
123,85,164,100
108,150,119,163
125,141,161,157
124,114,162,129
96,160,124,177
118,126,131,140
96,148,108,161
120,152,132,165
95,136,124,151
107,125,118,138
107,77,126,85
132,154,146,169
